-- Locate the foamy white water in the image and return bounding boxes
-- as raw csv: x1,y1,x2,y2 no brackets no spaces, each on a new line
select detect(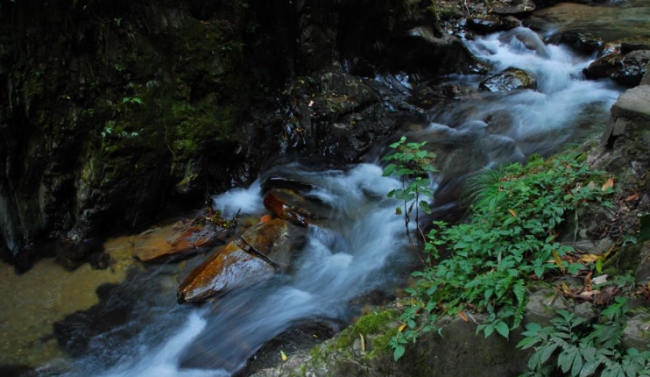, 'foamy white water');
211,180,264,218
